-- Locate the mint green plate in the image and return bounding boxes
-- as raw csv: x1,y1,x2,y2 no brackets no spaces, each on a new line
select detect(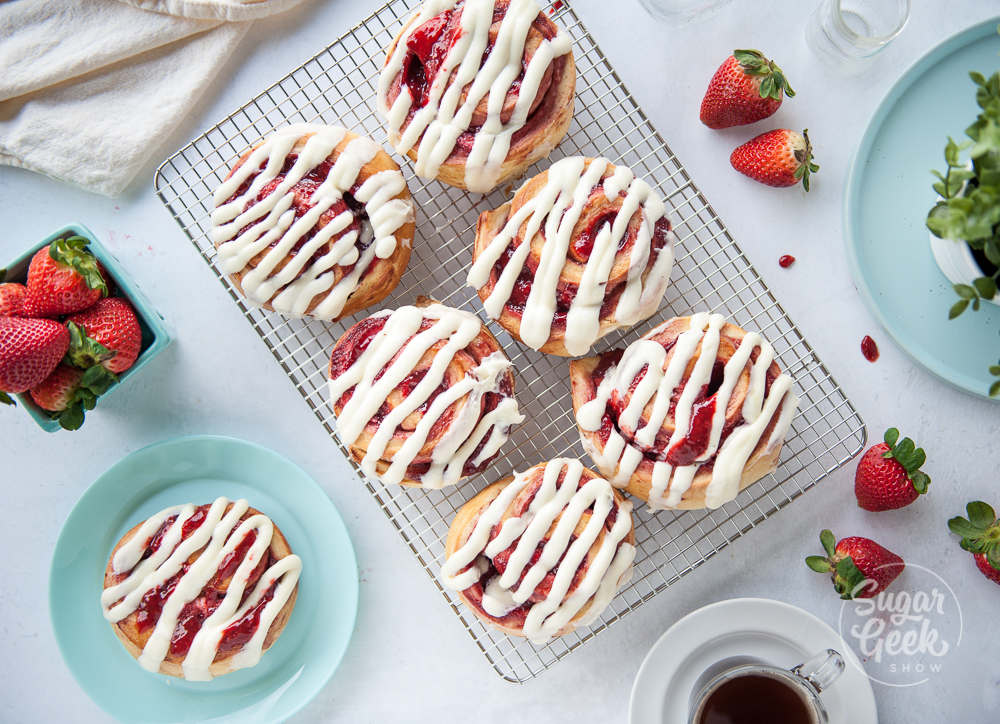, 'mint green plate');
845,18,1000,400
49,436,359,723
